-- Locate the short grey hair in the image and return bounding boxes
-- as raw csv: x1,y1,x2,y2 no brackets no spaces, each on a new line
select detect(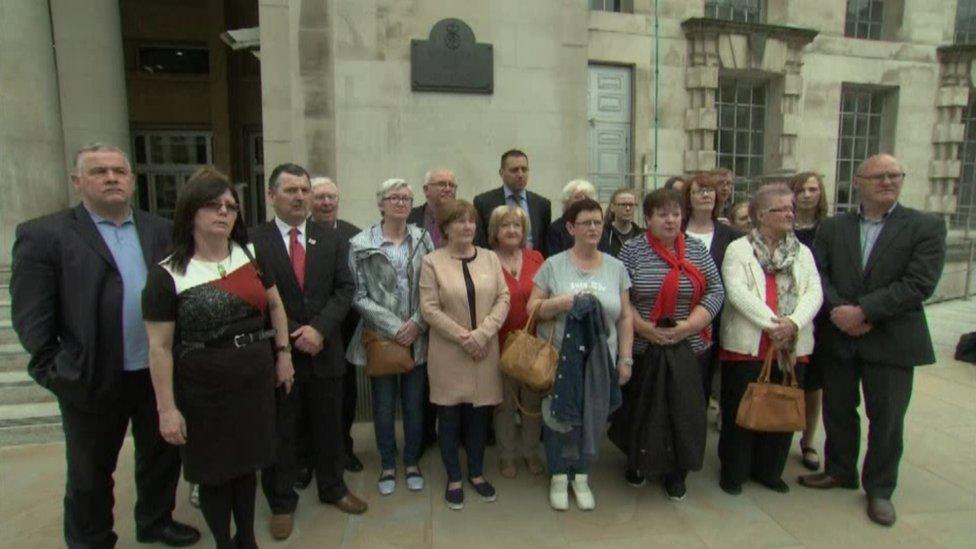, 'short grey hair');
561,179,597,205
311,176,337,191
748,183,794,226
376,178,412,204
73,143,130,174
424,168,456,185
